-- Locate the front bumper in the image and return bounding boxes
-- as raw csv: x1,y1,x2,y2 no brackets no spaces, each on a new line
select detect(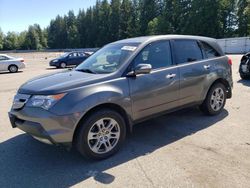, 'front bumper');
9,107,81,147
49,61,59,67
